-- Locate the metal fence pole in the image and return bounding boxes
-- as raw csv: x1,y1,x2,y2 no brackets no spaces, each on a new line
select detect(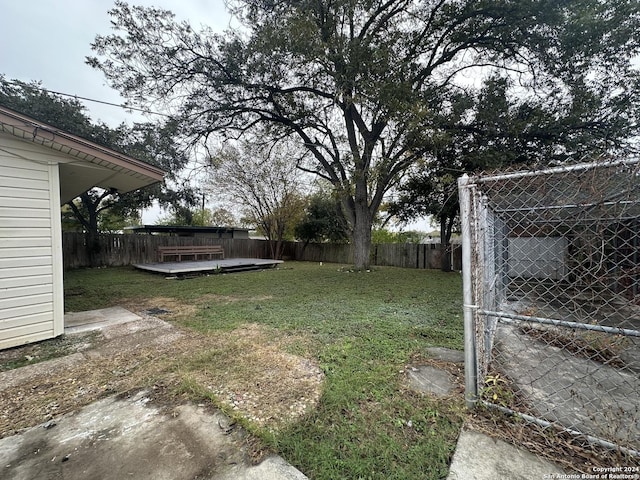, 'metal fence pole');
458,174,477,409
